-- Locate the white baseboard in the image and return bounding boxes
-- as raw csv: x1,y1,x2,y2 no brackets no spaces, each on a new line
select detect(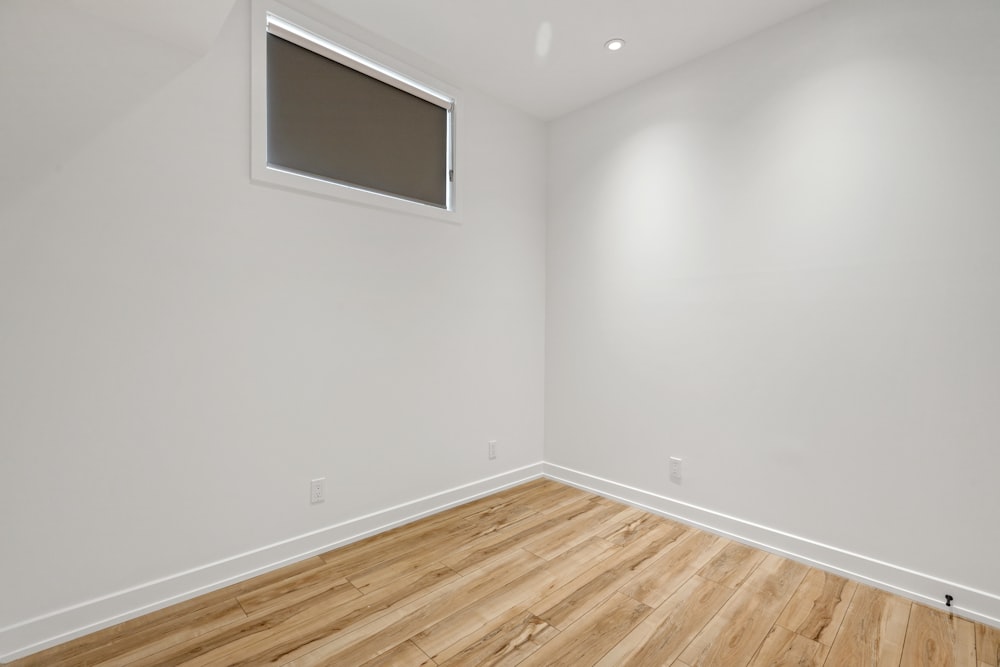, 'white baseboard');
0,463,544,664
543,463,1000,630
6,460,997,663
